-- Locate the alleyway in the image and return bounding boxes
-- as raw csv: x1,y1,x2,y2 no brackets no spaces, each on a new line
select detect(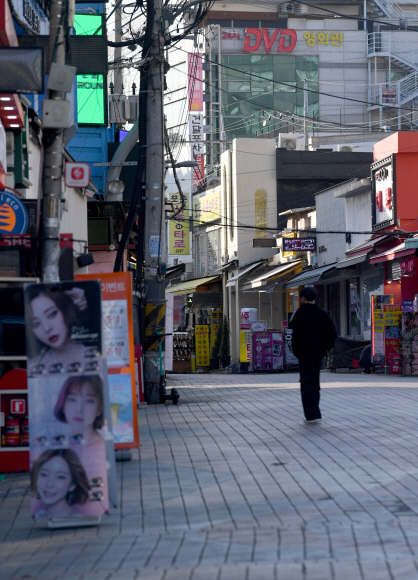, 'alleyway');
2,372,418,579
